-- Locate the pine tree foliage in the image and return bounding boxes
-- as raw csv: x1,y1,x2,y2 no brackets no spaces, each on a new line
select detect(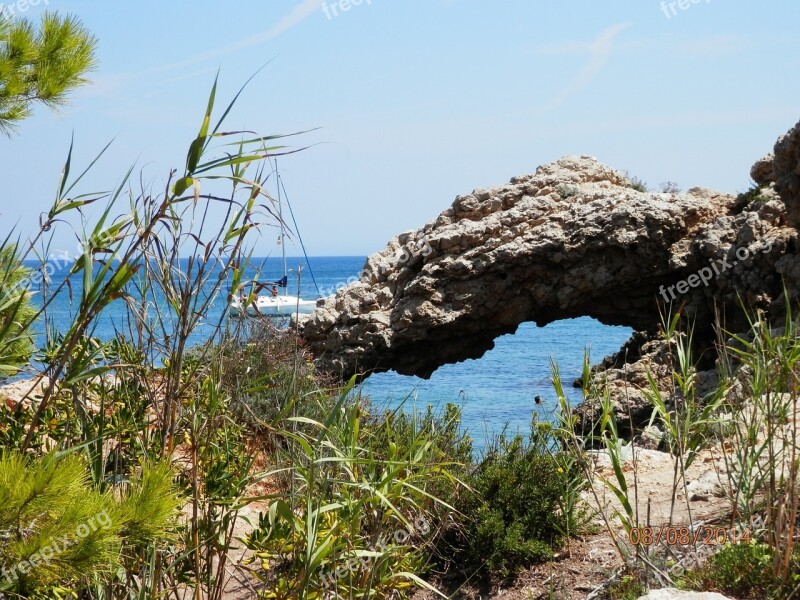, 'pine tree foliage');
0,452,182,596
0,11,98,135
